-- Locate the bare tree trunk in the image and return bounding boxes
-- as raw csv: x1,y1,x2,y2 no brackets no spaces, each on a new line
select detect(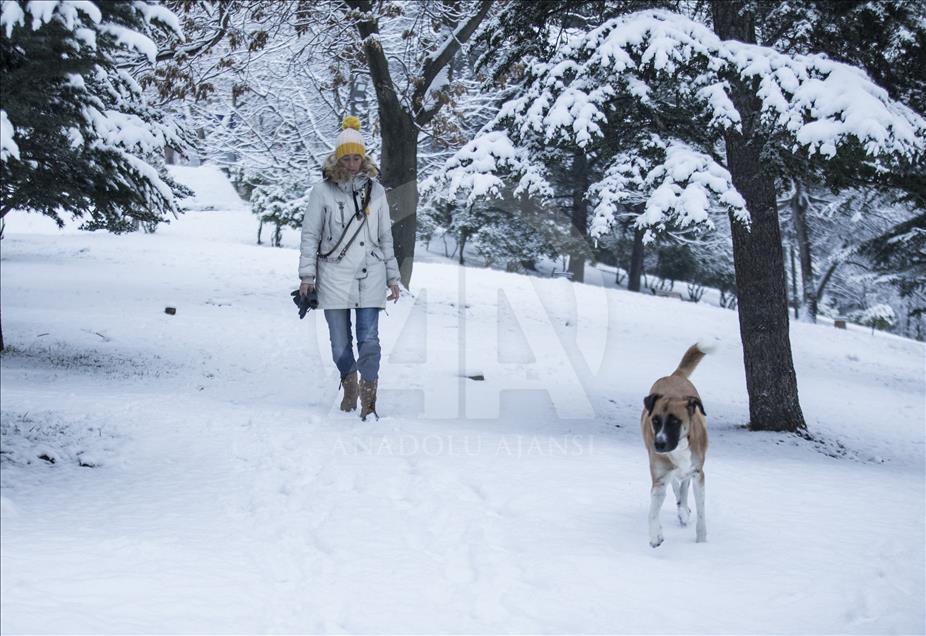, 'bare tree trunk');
628,227,645,292
791,180,817,320
458,229,468,265
815,261,839,302
347,75,367,119
789,242,799,319
195,127,207,166
712,0,806,432
567,149,589,282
